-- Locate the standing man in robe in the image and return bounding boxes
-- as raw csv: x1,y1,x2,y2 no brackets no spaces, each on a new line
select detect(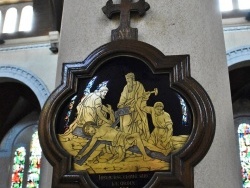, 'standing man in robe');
117,72,150,140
